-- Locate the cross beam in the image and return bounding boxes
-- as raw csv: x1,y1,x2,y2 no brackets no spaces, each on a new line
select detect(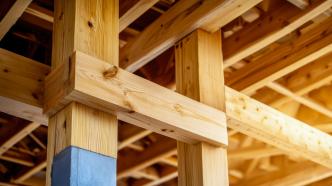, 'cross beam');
44,51,228,146
1,47,332,168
